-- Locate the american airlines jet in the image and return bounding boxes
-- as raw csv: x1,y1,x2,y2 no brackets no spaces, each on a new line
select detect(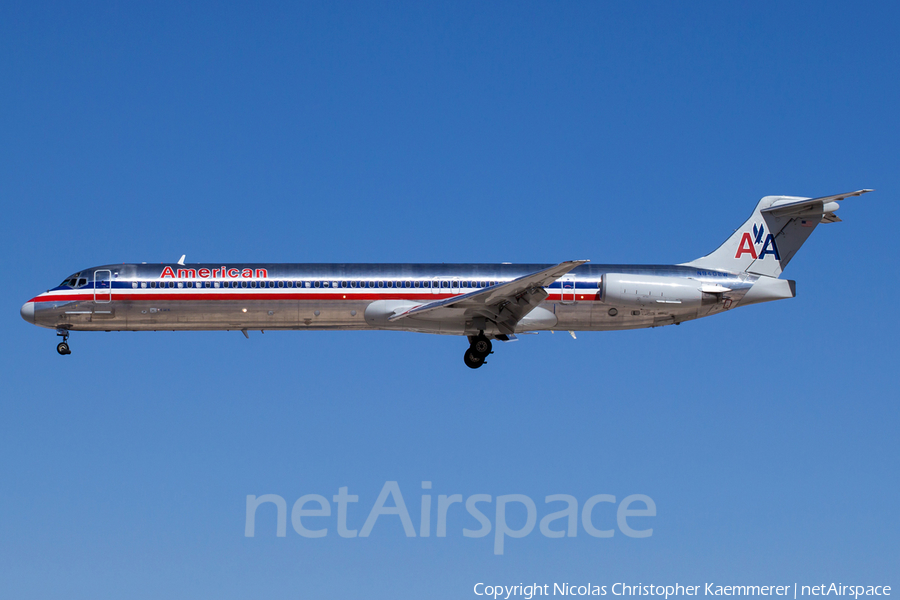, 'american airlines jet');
20,190,869,368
